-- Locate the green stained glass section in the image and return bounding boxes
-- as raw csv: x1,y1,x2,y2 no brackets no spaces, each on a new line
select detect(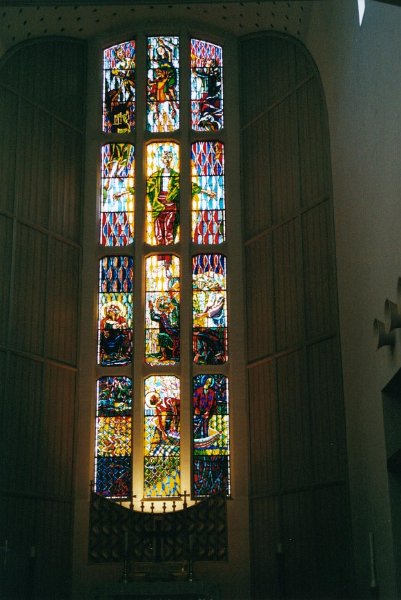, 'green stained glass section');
147,36,179,132
190,38,223,131
103,40,136,133
192,254,228,364
193,375,230,497
95,376,132,499
145,254,180,366
144,375,180,497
